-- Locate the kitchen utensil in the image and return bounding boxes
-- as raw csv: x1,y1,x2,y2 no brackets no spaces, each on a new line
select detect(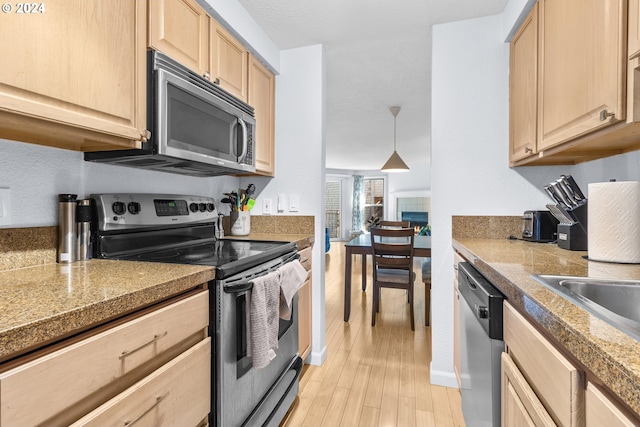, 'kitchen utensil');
561,175,586,202
550,181,572,208
555,179,579,207
544,185,565,207
546,203,575,225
